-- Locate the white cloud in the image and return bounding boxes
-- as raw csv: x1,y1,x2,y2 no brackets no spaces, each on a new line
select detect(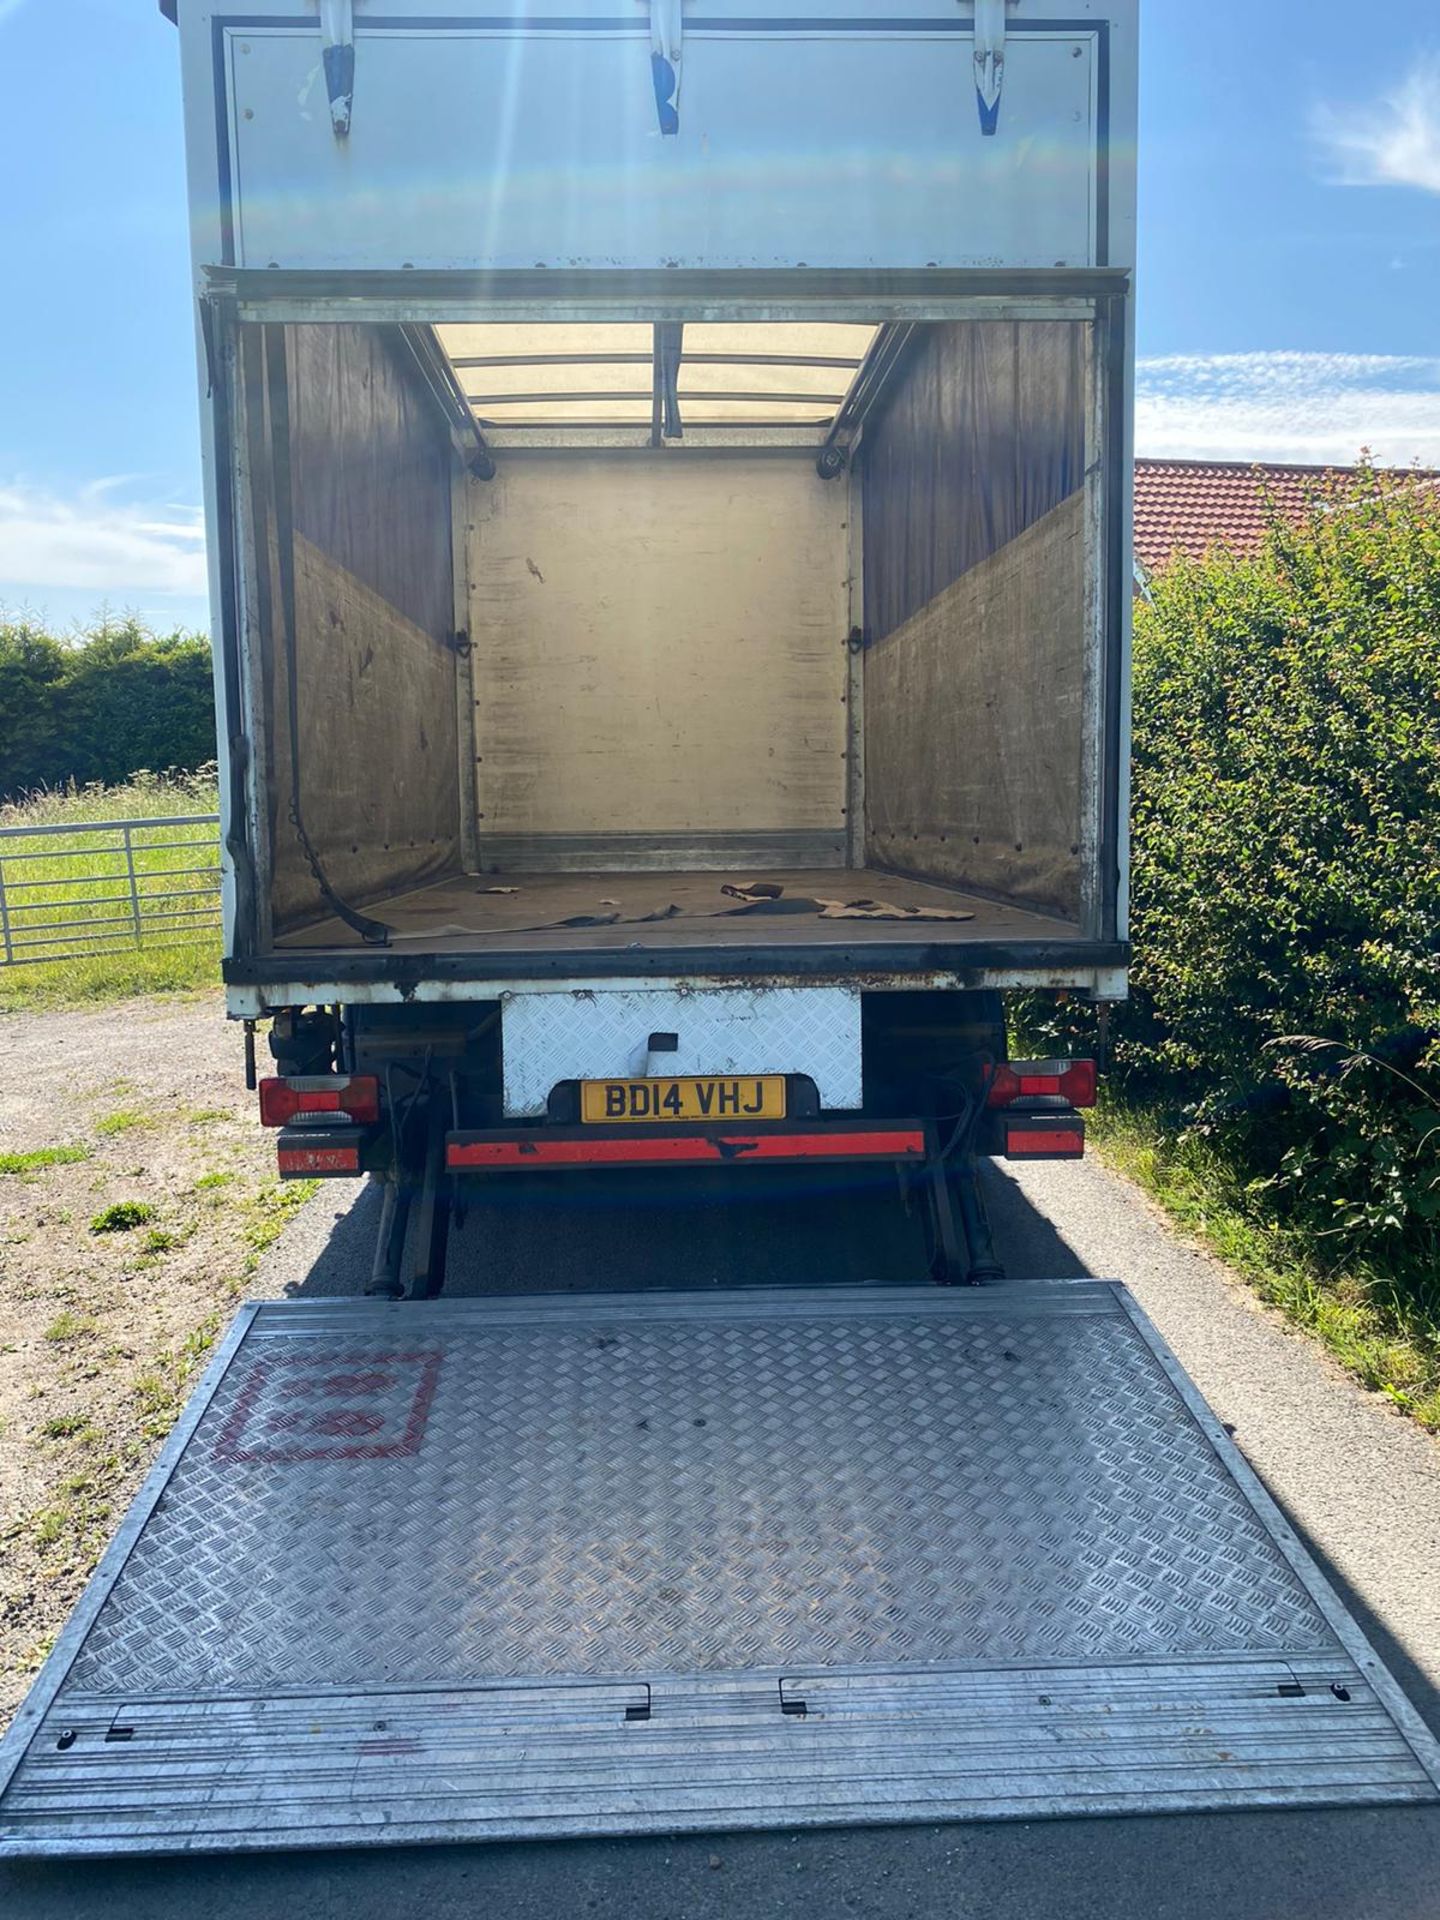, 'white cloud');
1313,53,1440,195
1136,353,1440,467
0,479,207,602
